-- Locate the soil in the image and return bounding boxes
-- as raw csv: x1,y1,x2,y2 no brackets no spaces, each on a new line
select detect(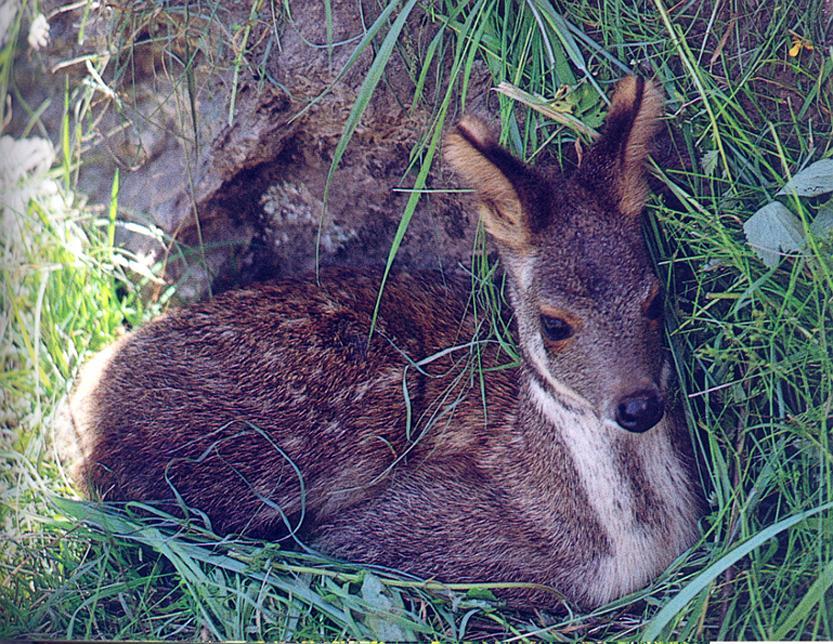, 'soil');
16,0,496,300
